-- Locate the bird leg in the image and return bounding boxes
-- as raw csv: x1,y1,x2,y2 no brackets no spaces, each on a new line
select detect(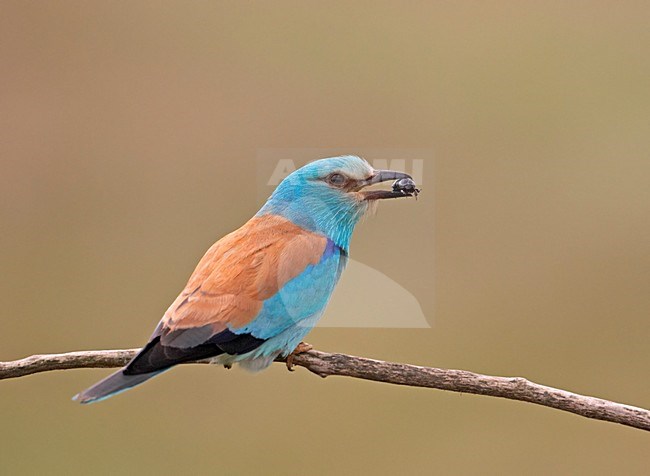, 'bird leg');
285,342,313,371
